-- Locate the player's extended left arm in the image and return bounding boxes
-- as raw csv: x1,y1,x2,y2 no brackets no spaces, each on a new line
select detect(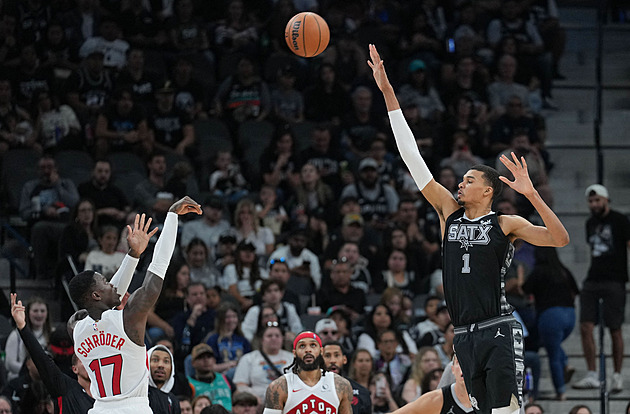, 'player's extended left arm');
522,186,570,247
499,153,569,246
